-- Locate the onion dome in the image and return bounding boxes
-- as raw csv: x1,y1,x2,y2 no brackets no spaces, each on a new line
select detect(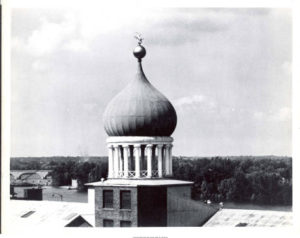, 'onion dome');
103,36,177,137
